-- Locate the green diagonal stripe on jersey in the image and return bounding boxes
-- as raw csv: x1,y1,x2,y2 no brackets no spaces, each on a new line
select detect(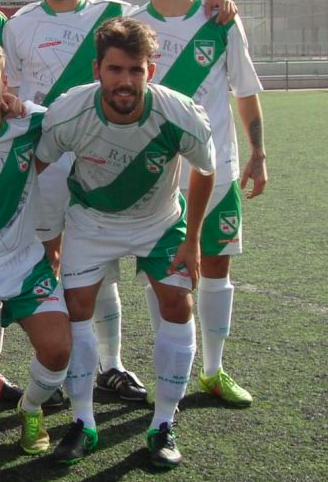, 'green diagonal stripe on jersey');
68,121,184,212
160,18,234,98
42,2,123,107
0,113,44,230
